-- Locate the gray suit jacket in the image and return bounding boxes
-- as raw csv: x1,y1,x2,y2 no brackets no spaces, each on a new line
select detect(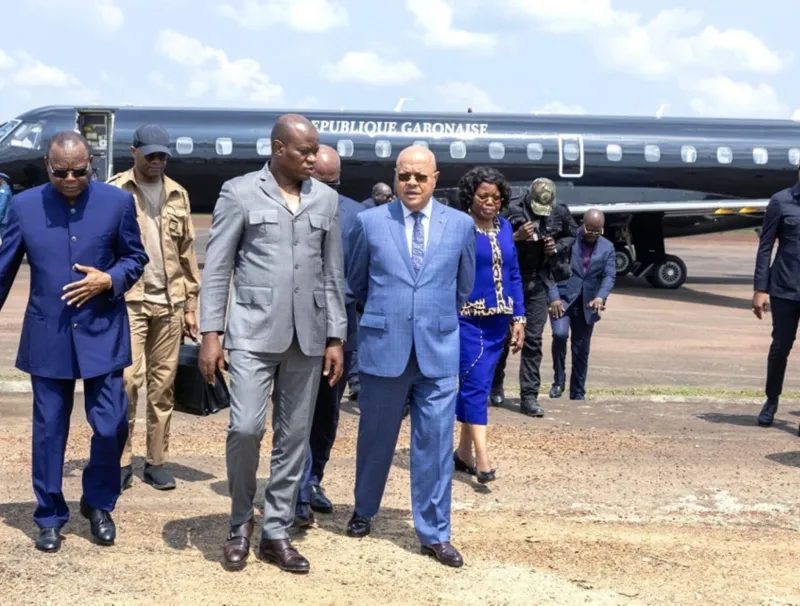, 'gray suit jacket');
200,165,347,357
